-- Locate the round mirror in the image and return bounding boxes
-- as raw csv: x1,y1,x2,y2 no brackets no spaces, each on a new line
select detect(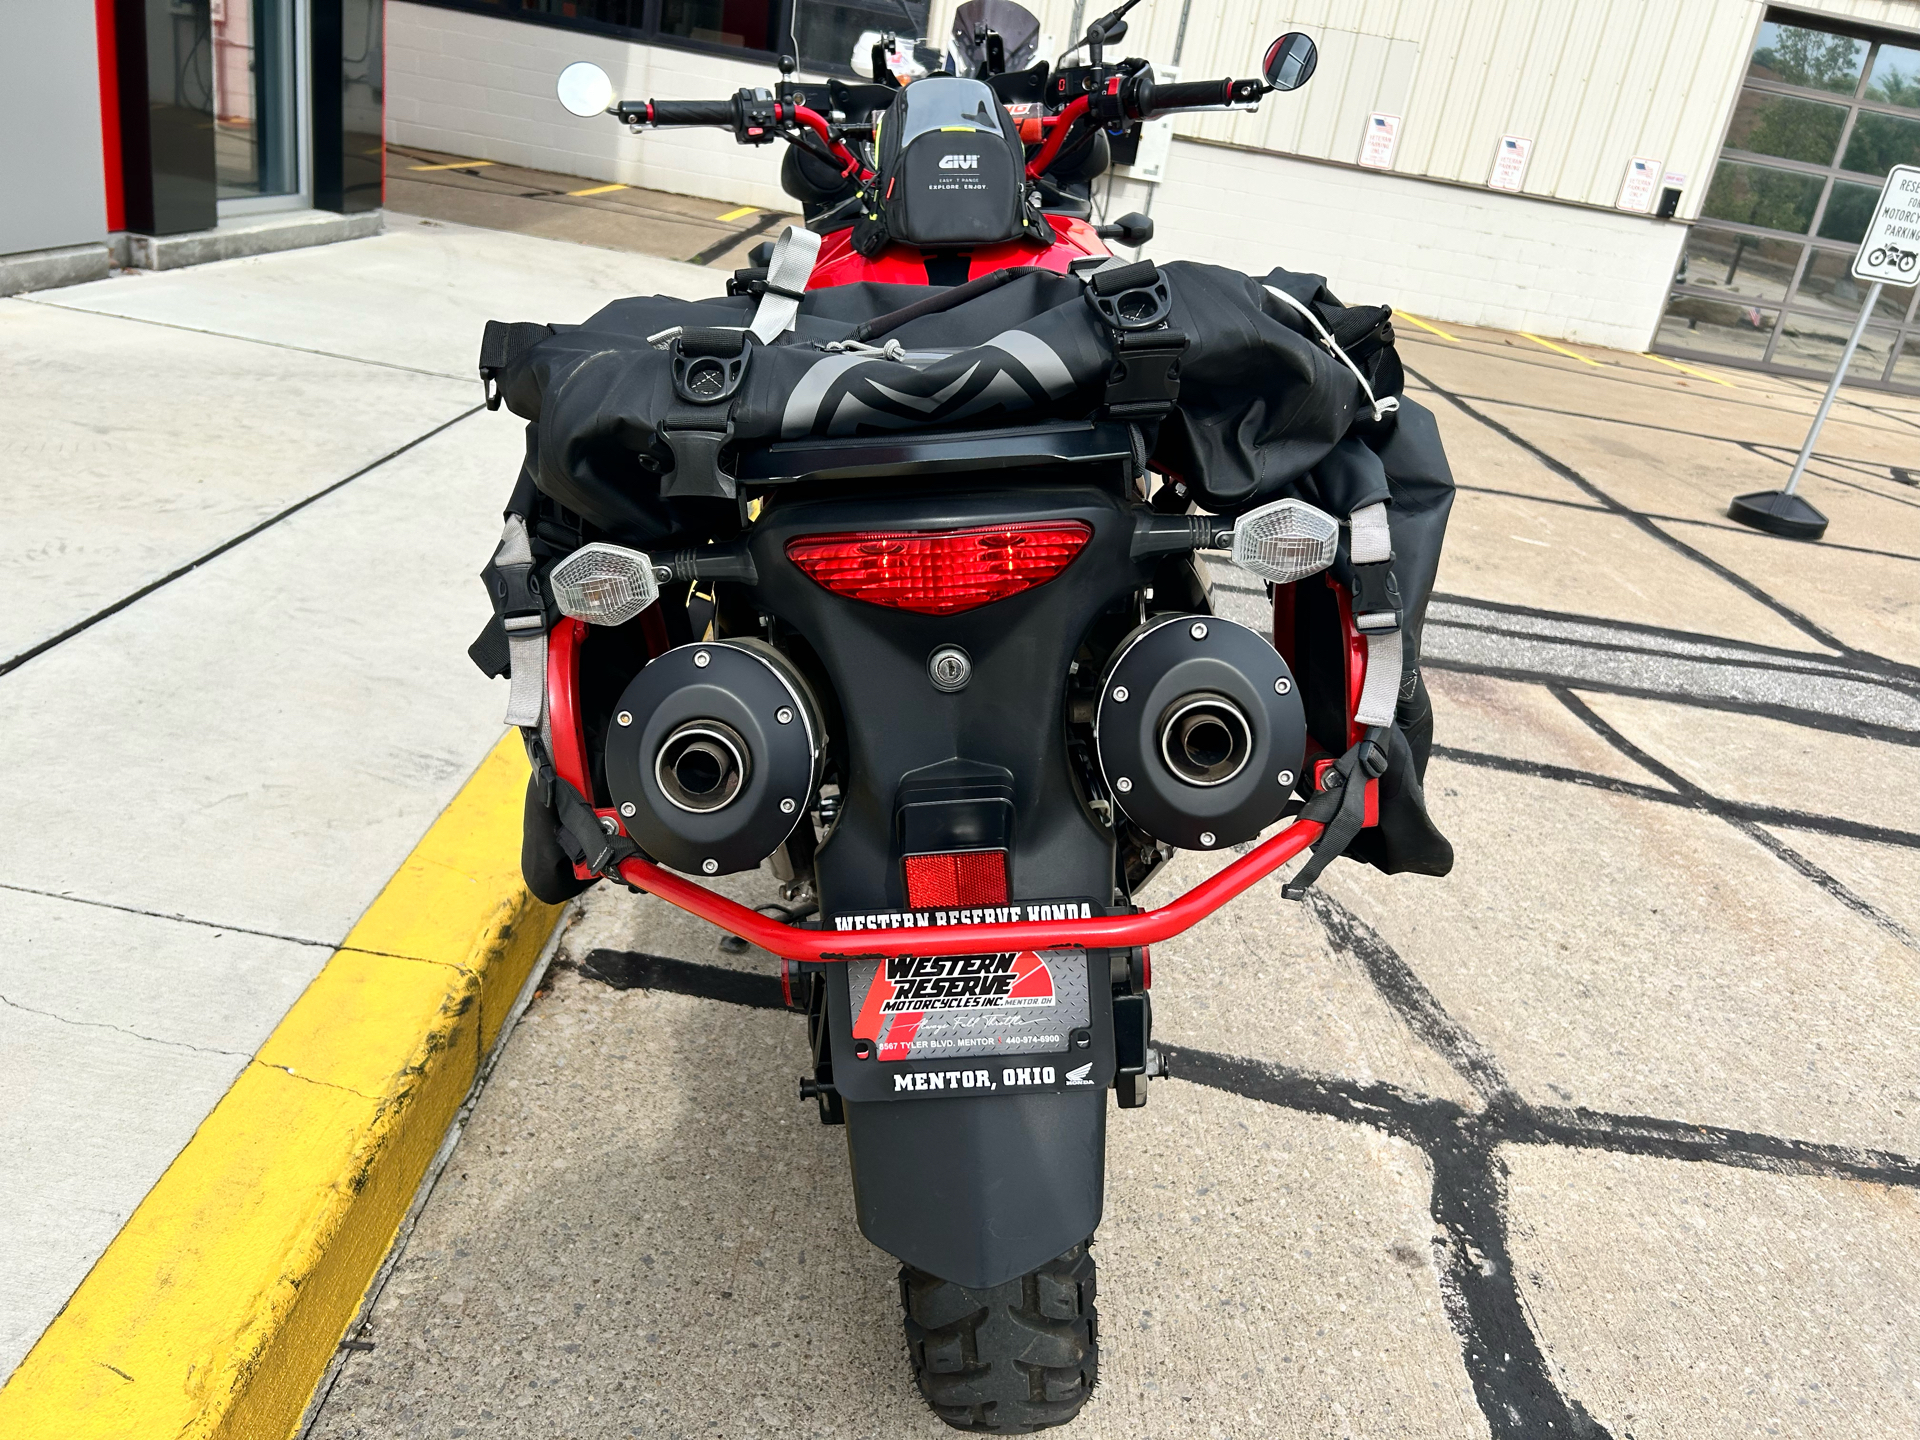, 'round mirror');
1262,32,1317,92
557,61,616,118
